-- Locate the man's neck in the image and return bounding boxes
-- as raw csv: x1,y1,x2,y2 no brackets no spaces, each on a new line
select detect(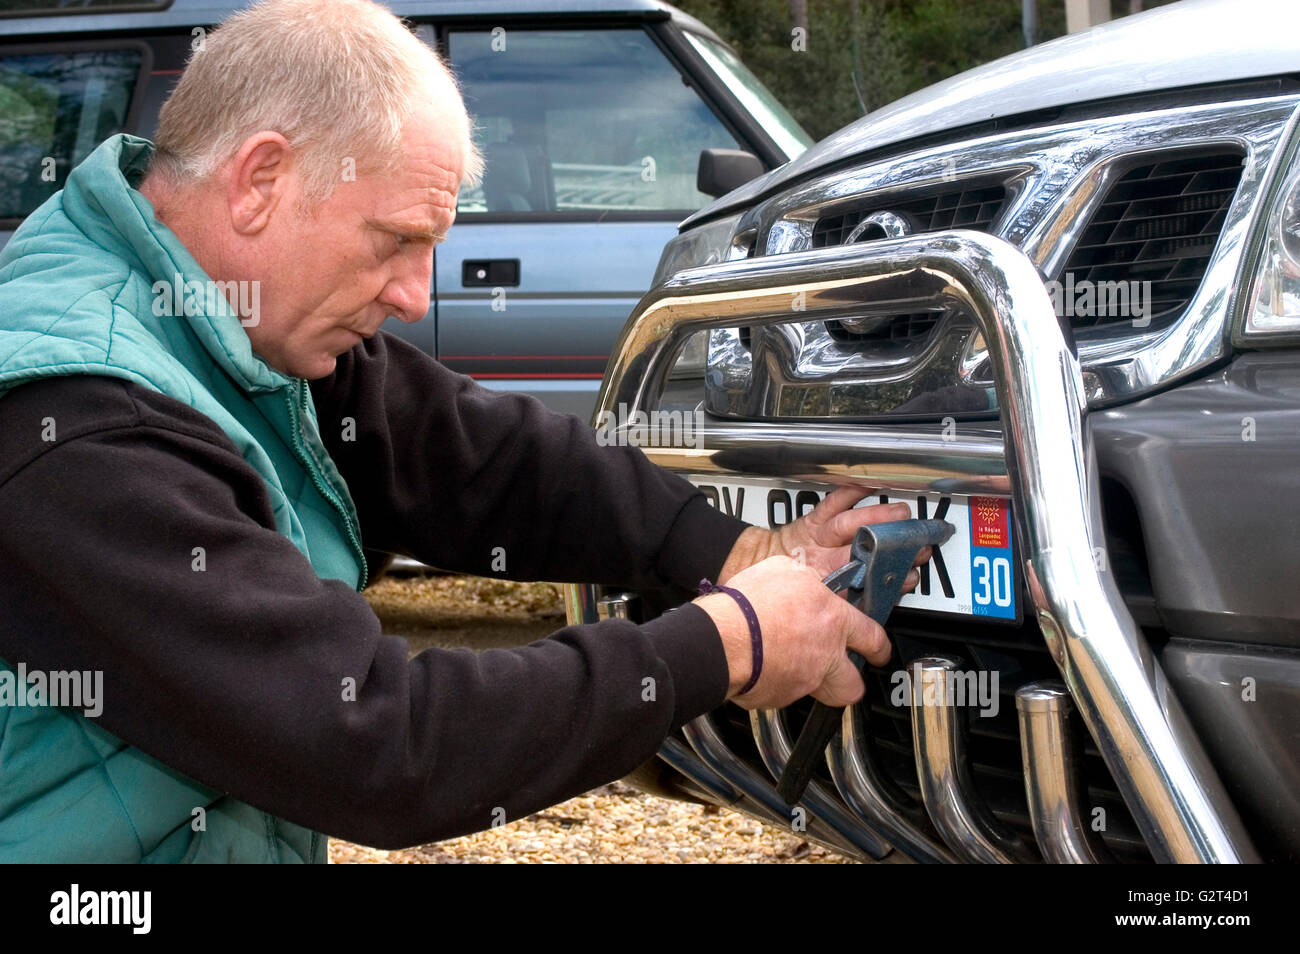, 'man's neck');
138,173,230,282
